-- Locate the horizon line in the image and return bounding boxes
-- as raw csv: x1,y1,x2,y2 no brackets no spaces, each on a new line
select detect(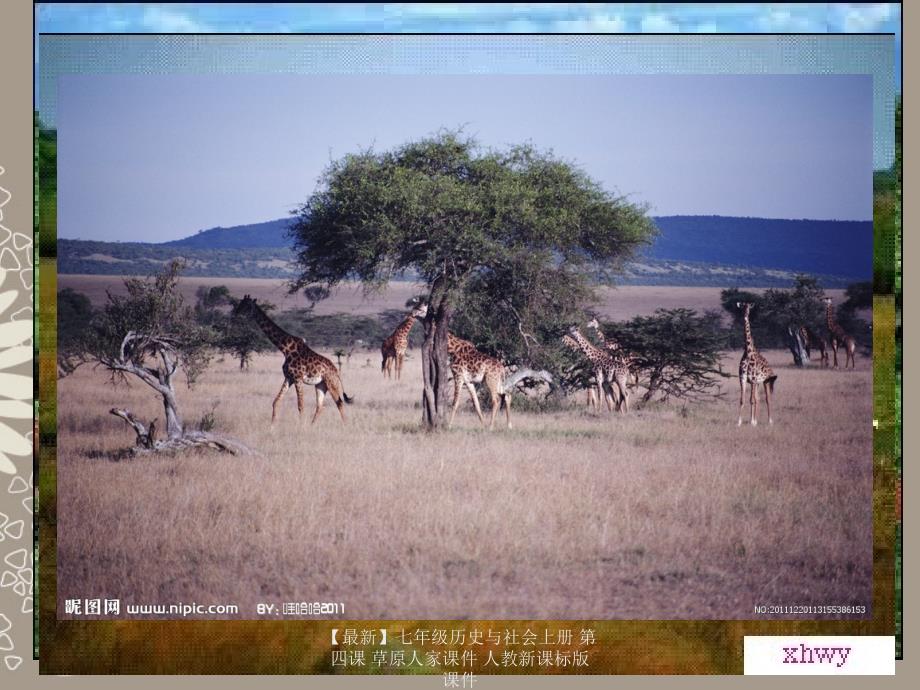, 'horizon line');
58,212,876,245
